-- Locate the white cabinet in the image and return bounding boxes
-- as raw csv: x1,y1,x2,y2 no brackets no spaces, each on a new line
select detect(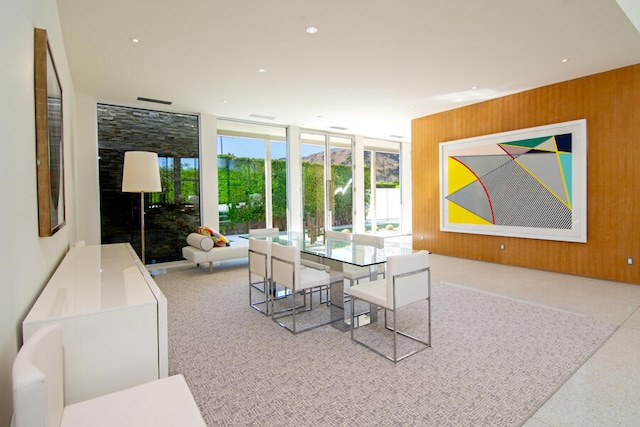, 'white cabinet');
23,243,168,404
